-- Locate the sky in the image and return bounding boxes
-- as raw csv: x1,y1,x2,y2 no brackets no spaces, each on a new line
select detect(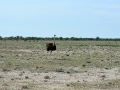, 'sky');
0,0,120,38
